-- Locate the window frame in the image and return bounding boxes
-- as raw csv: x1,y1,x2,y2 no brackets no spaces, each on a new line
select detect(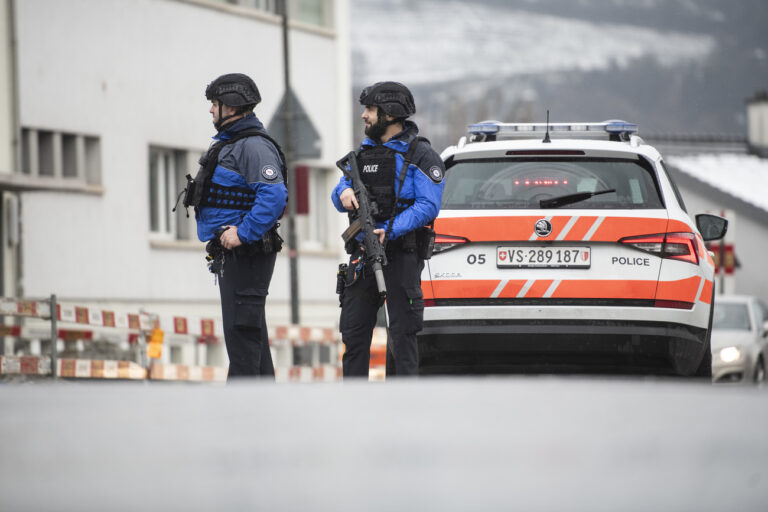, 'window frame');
17,127,103,191
148,146,196,242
